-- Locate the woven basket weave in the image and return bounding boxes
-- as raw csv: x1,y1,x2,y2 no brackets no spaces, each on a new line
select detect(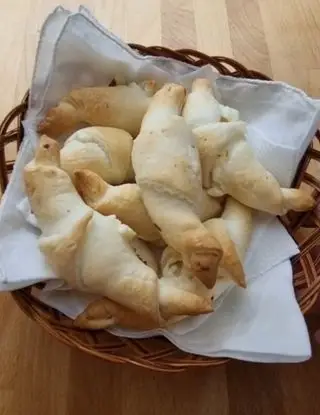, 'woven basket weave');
1,45,320,372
